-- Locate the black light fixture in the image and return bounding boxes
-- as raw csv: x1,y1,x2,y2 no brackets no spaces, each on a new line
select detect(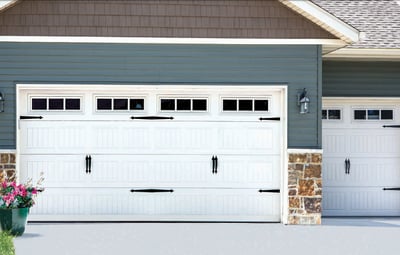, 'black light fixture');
0,92,4,112
297,88,310,114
